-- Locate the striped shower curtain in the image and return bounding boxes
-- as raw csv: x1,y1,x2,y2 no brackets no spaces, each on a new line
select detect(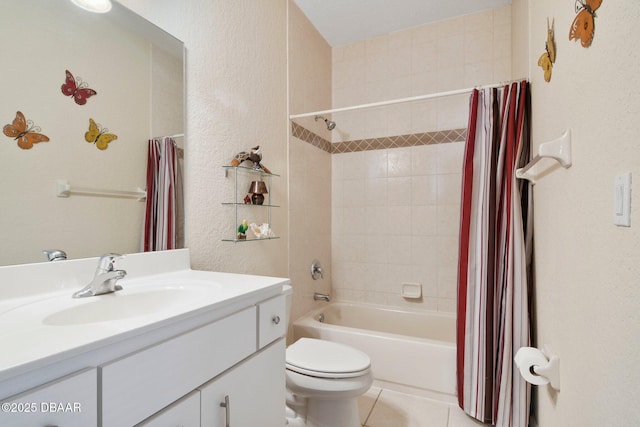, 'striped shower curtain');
143,137,179,252
456,82,532,427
